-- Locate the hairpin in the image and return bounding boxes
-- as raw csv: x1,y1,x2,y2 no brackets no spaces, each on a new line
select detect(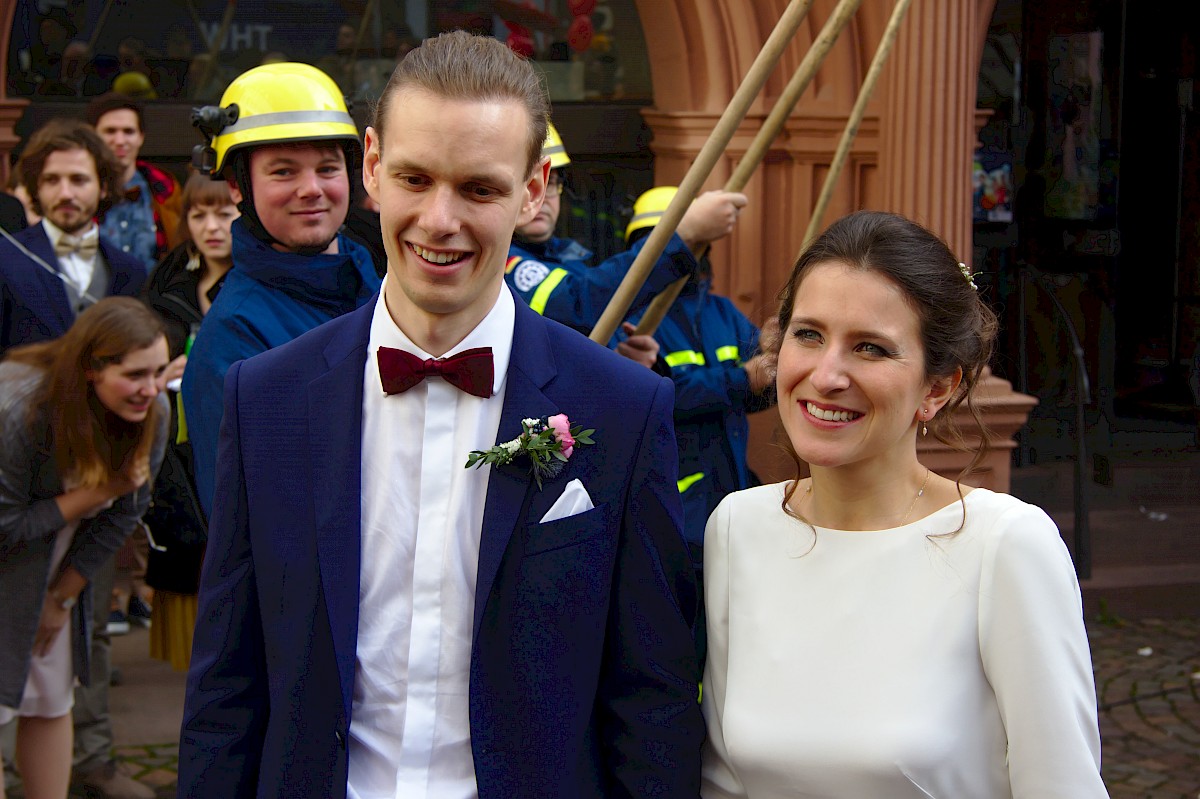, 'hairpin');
958,262,978,291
